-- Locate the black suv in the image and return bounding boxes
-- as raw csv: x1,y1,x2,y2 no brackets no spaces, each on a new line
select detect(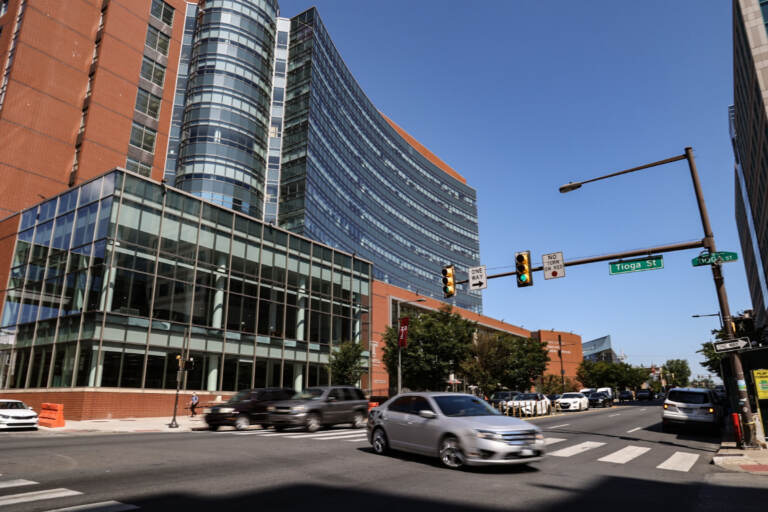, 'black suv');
205,387,294,431
636,389,653,401
489,391,519,409
588,392,613,408
267,386,369,432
